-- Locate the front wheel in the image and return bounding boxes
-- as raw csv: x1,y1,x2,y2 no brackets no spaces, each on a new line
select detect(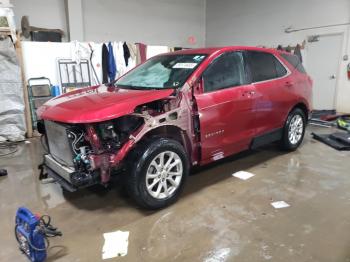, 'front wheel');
126,138,189,209
280,108,306,151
